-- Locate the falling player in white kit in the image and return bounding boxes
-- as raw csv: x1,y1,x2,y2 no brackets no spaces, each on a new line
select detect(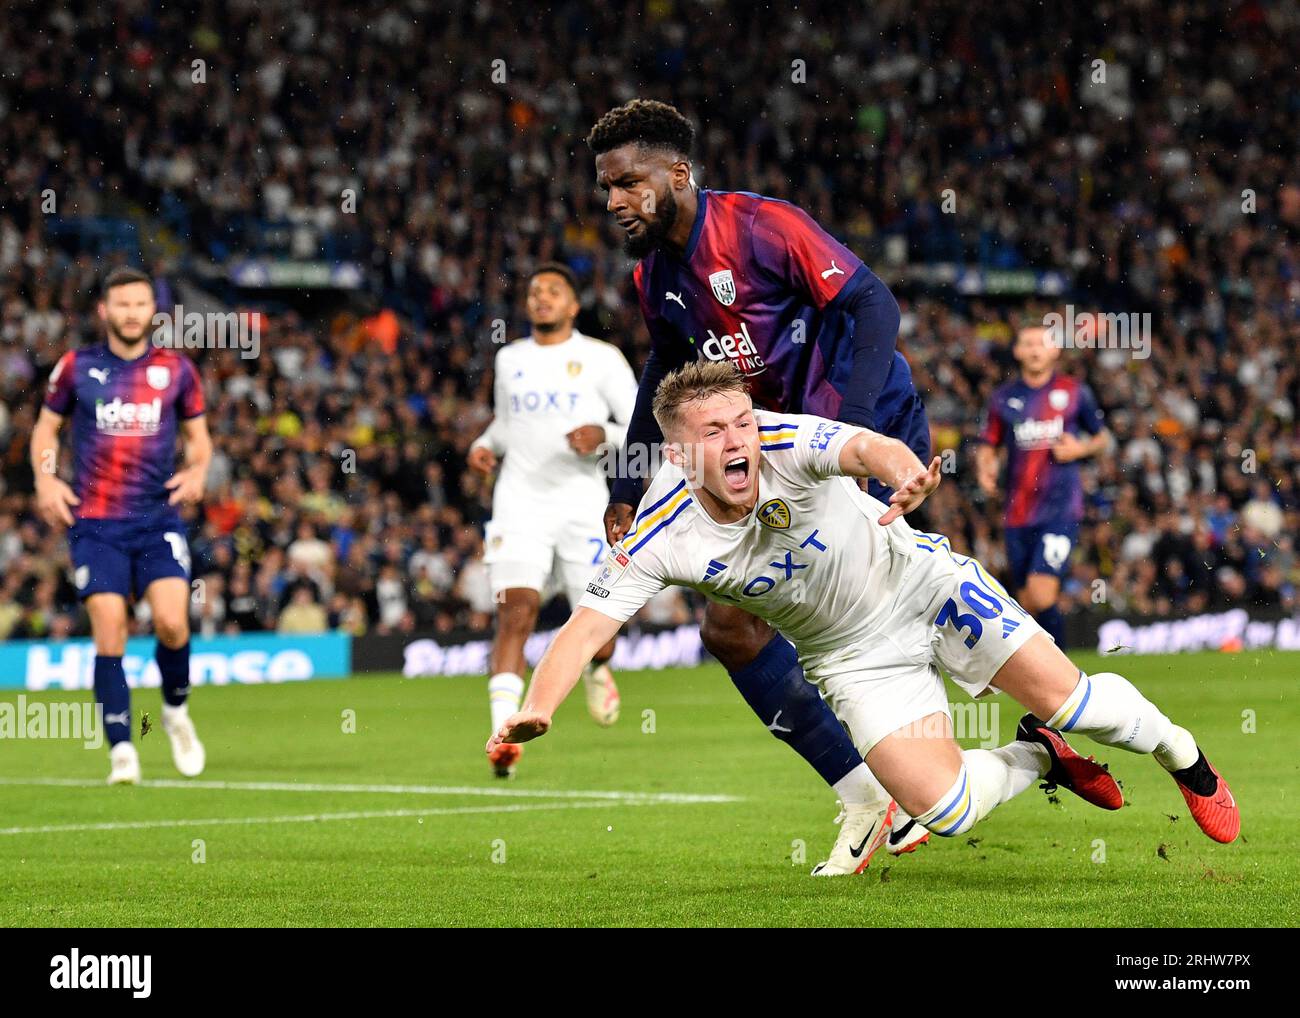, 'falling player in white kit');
468,263,638,777
488,362,1241,870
